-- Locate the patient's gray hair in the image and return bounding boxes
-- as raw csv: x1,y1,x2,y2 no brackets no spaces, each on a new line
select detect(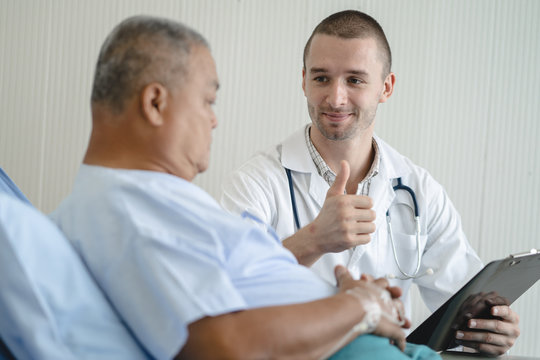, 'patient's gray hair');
91,15,209,113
